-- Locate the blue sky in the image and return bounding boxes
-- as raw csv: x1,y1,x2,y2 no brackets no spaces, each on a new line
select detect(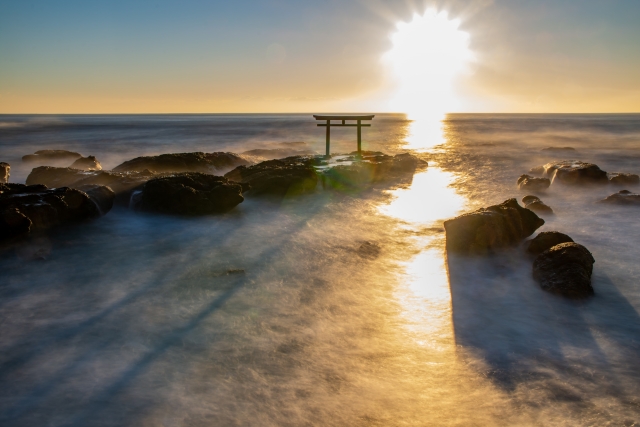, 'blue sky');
1,0,639,113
